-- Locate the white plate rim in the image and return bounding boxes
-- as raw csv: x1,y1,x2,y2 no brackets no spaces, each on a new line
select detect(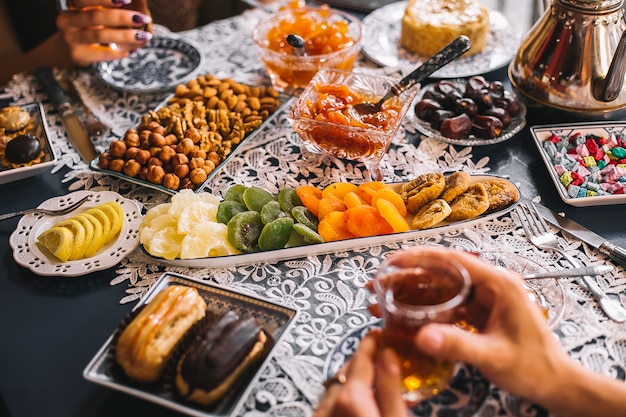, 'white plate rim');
408,79,527,146
151,175,520,268
530,121,626,207
93,36,205,94
361,1,522,77
9,190,143,277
